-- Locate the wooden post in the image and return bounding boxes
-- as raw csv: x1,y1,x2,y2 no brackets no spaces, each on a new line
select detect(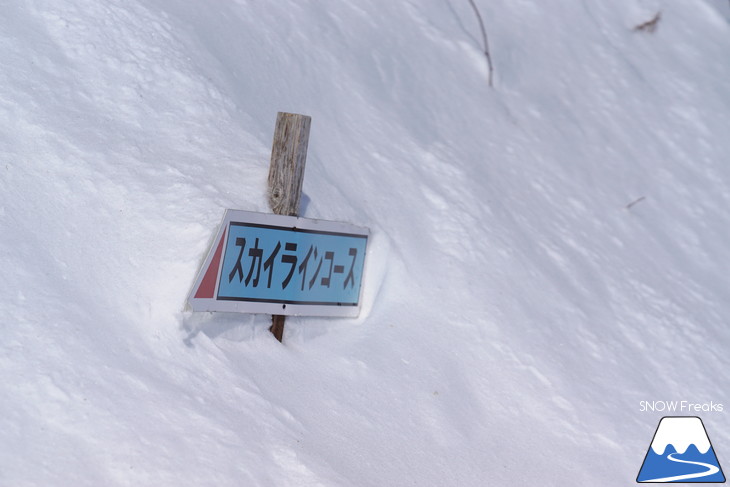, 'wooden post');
267,112,311,342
